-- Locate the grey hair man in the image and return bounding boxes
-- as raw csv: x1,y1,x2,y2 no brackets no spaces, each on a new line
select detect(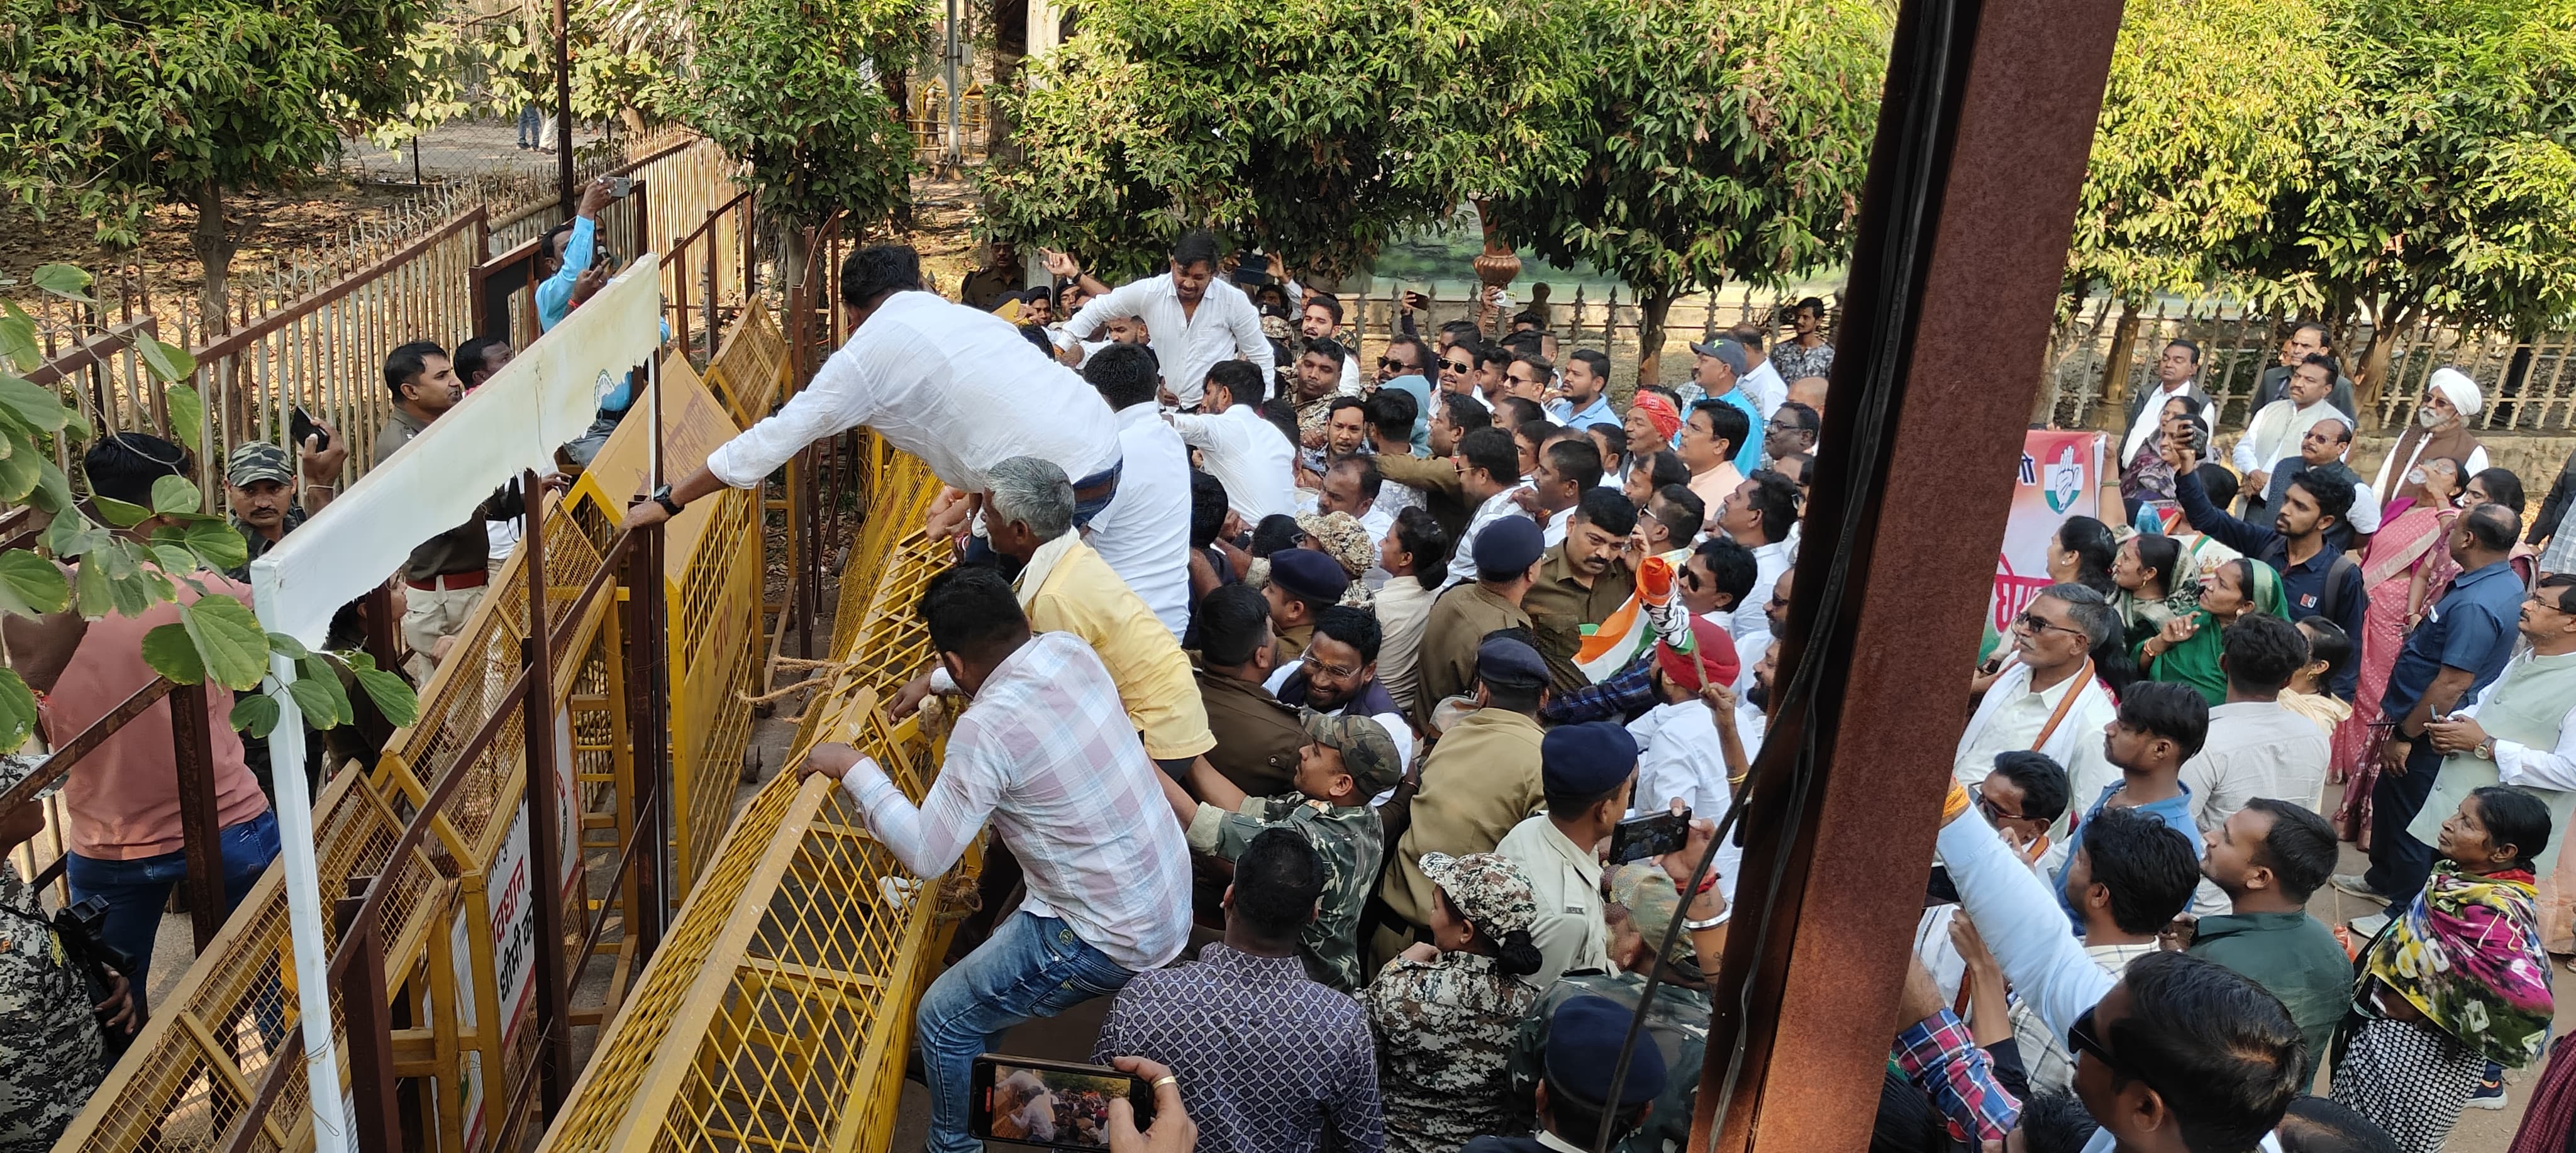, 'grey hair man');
892,456,1216,778
1955,583,2125,809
